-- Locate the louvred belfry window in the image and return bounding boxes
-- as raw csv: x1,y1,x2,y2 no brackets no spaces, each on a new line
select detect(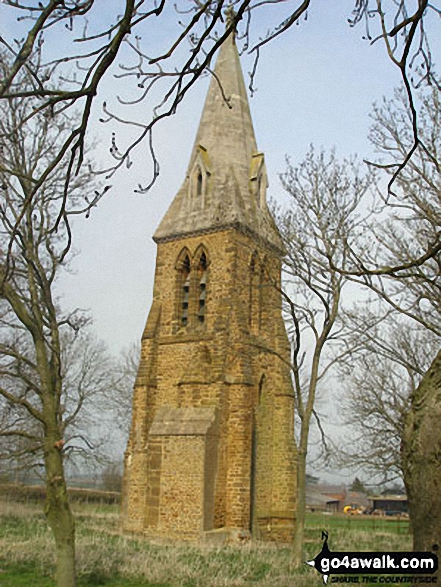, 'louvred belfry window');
250,253,259,331
181,254,191,327
197,252,207,324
